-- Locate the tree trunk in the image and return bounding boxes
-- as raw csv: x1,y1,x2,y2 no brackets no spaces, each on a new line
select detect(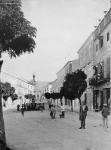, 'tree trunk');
78,98,81,105
0,60,6,150
70,100,73,112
